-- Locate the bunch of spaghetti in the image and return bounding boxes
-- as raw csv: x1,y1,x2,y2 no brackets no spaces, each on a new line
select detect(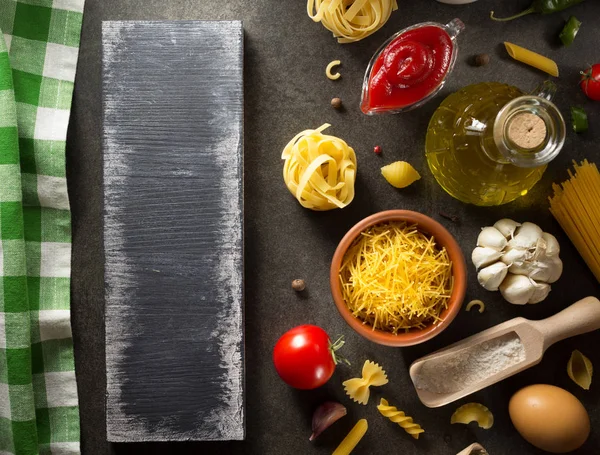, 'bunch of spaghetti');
339,222,454,333
307,0,398,43
549,160,600,282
